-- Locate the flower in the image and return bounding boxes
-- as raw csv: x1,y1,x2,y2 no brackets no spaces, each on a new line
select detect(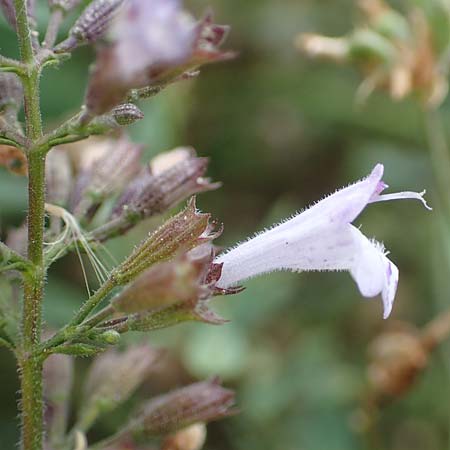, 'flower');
112,0,197,83
84,0,233,114
214,164,431,319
